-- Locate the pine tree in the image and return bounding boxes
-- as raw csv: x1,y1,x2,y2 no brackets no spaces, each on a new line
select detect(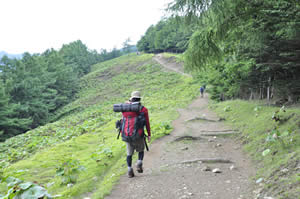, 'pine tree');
0,81,31,141
42,49,79,109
